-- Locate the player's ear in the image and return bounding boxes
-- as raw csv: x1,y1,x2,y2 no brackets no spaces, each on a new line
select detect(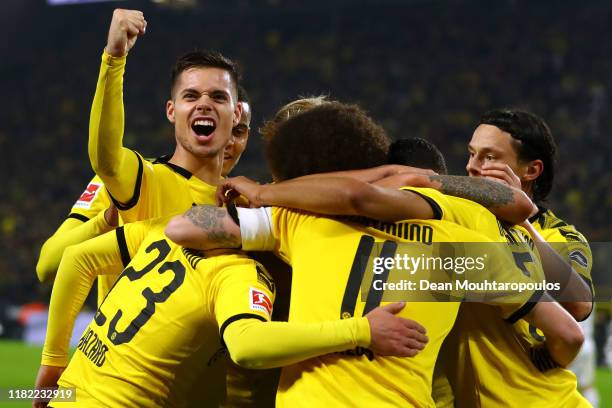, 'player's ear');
233,100,243,127
523,159,543,182
166,99,175,124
